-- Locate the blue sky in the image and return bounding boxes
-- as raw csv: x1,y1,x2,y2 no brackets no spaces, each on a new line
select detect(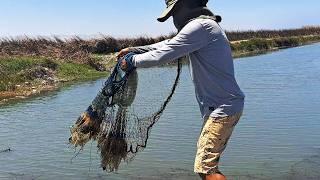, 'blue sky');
0,0,319,38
